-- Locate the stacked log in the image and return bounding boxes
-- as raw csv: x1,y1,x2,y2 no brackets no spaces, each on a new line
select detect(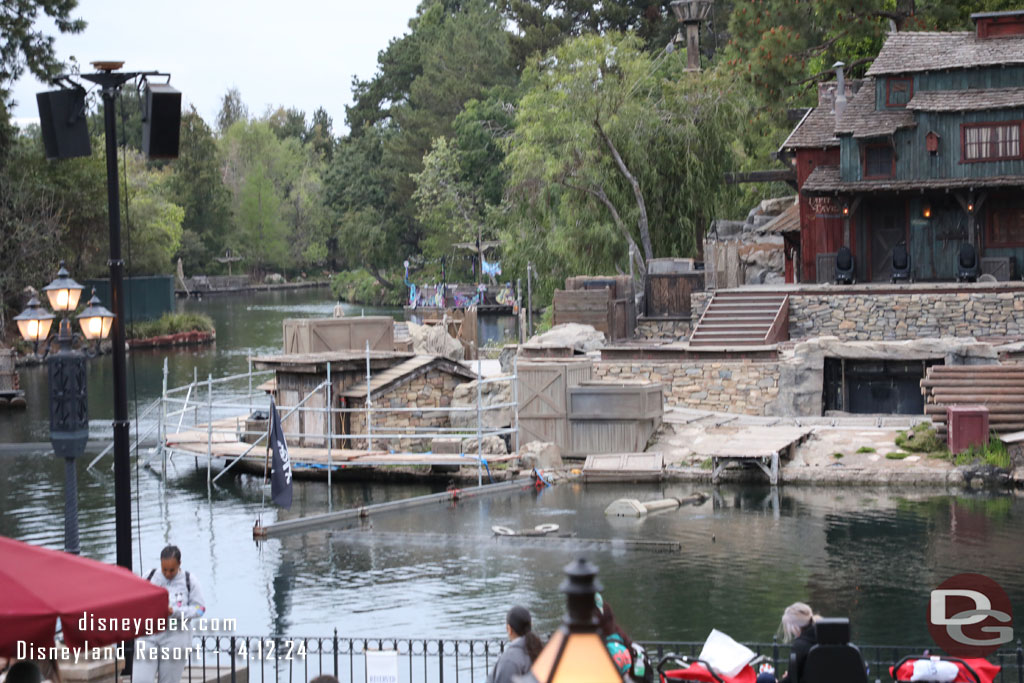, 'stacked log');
921,365,1024,434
